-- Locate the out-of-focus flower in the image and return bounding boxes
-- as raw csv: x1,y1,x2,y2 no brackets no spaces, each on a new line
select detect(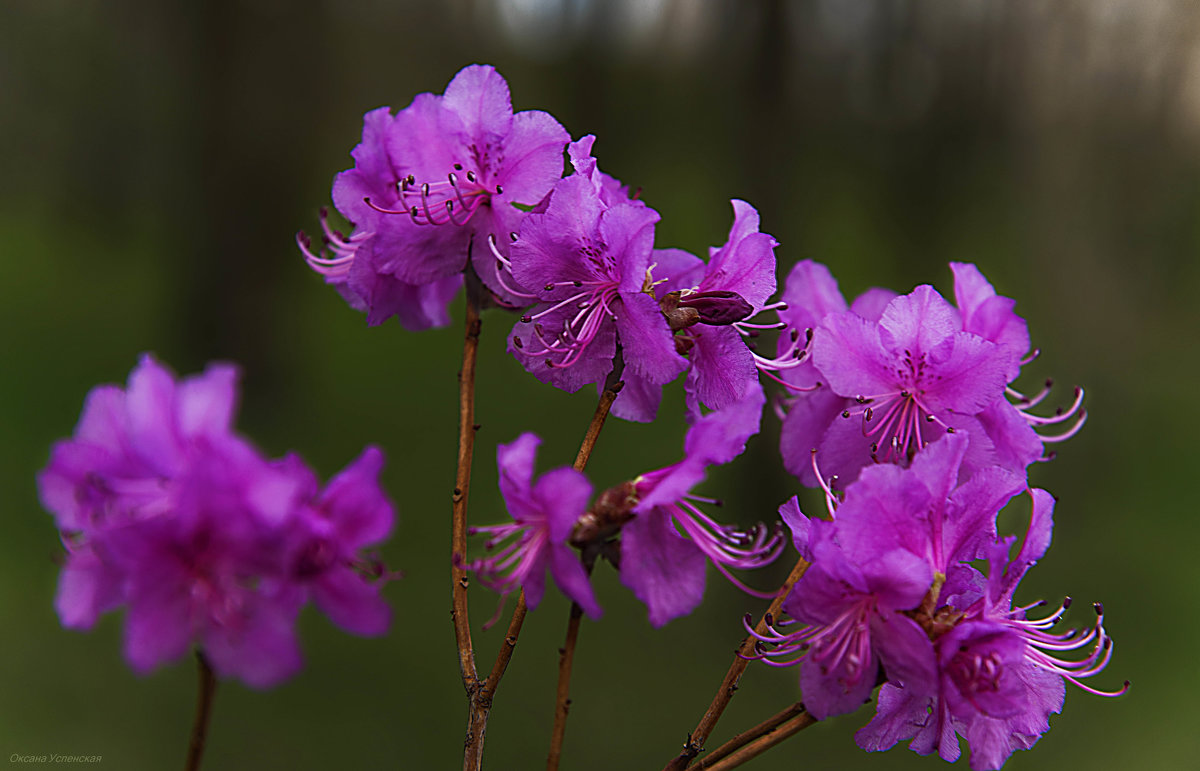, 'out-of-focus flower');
39,355,397,688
